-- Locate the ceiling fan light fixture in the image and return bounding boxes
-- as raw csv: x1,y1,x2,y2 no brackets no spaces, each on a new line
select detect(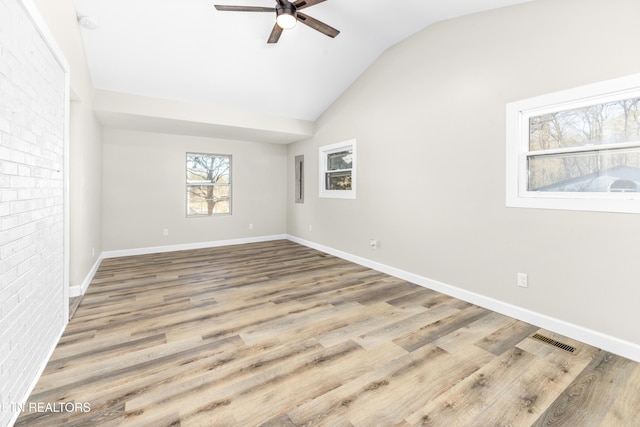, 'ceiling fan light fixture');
276,4,297,30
